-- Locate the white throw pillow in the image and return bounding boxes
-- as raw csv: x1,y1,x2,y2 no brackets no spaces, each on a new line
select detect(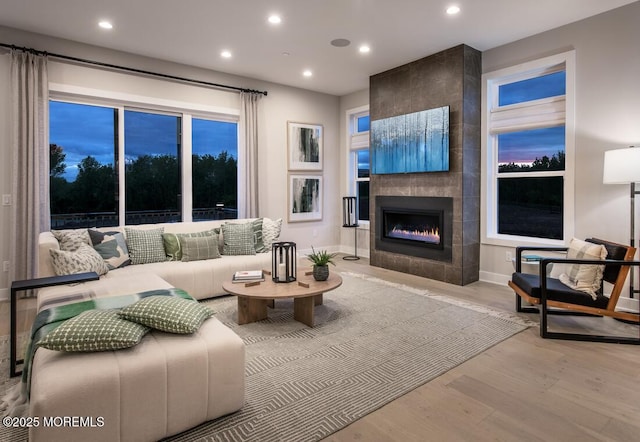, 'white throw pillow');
49,243,109,276
557,238,607,300
261,217,283,252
